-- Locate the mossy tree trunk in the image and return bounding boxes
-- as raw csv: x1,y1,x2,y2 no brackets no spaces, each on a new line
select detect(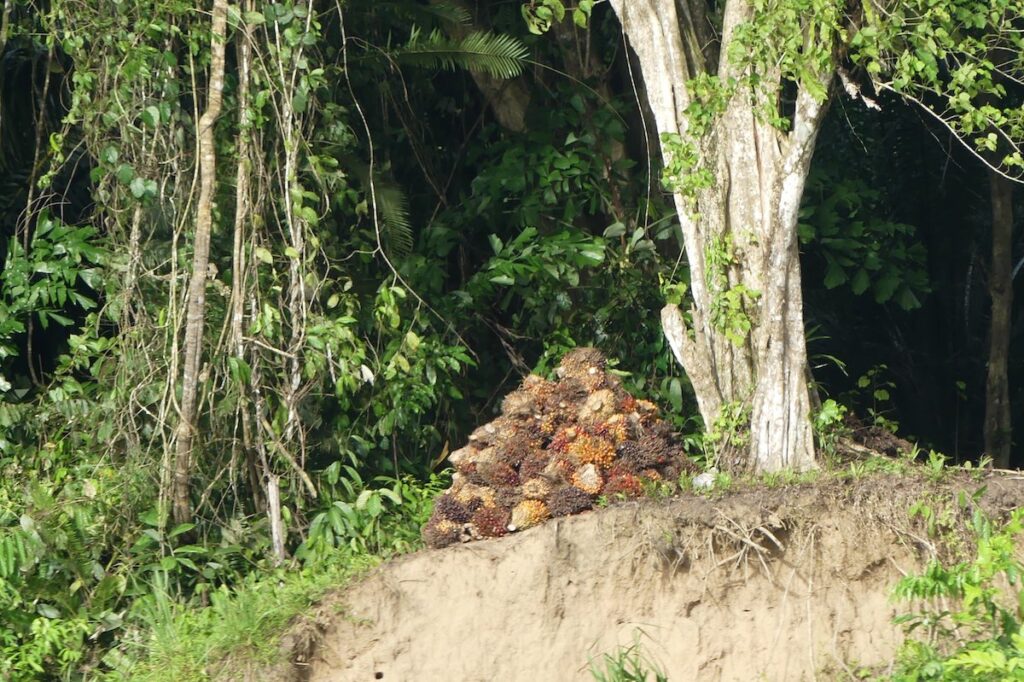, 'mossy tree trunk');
608,0,830,472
